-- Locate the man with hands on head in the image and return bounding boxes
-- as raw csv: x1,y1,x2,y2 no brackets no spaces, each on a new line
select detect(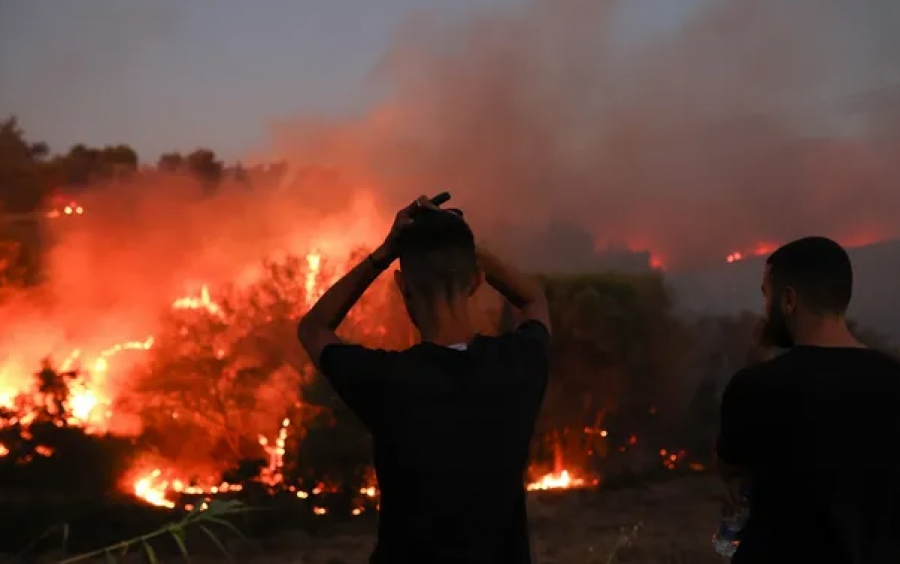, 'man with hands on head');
297,194,552,564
